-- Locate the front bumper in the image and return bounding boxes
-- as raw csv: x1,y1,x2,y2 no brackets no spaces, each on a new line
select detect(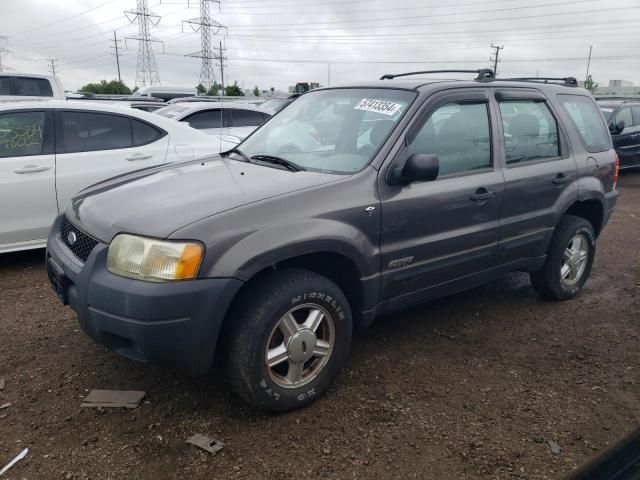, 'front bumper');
46,215,243,375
